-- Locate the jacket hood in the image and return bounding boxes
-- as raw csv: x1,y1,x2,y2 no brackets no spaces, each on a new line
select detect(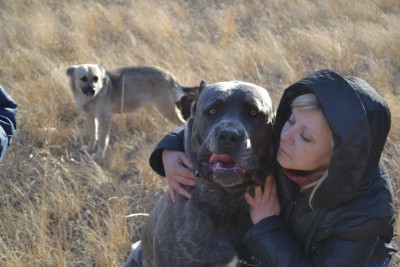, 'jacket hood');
274,70,391,209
